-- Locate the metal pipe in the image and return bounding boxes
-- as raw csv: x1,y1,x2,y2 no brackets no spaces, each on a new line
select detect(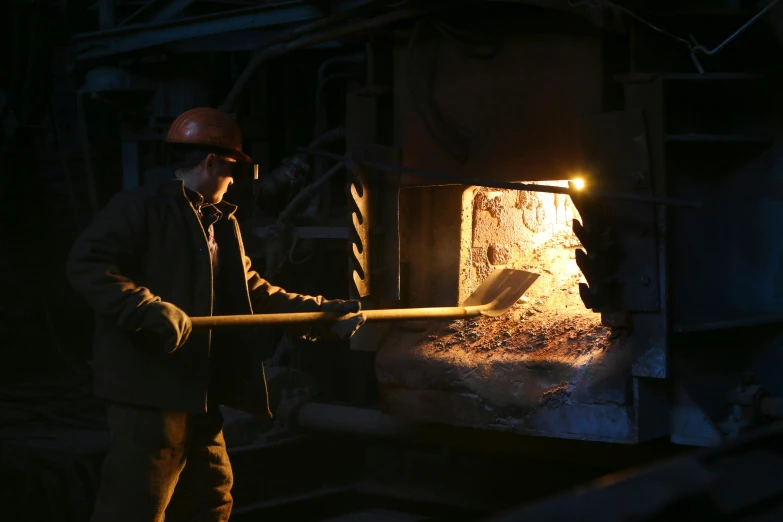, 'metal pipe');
296,402,417,436
690,0,781,73
315,73,363,134
315,54,366,130
317,54,365,104
310,126,346,150
256,127,344,197
307,53,362,219
296,147,704,209
279,161,345,223
306,72,360,218
220,8,426,112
